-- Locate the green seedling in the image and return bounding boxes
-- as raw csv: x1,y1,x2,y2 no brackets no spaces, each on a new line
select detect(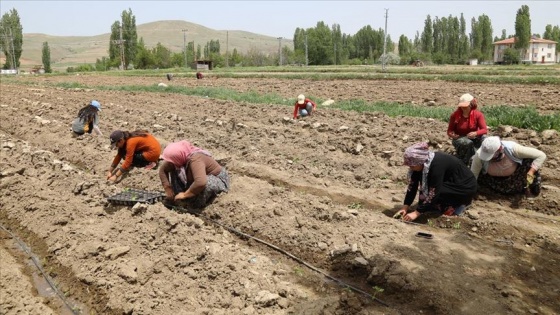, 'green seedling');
348,202,362,209
372,285,384,299
293,267,304,276
453,222,461,229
